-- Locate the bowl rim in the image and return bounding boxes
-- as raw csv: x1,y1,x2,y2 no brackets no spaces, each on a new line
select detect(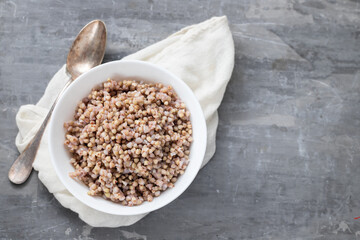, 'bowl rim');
48,60,207,215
